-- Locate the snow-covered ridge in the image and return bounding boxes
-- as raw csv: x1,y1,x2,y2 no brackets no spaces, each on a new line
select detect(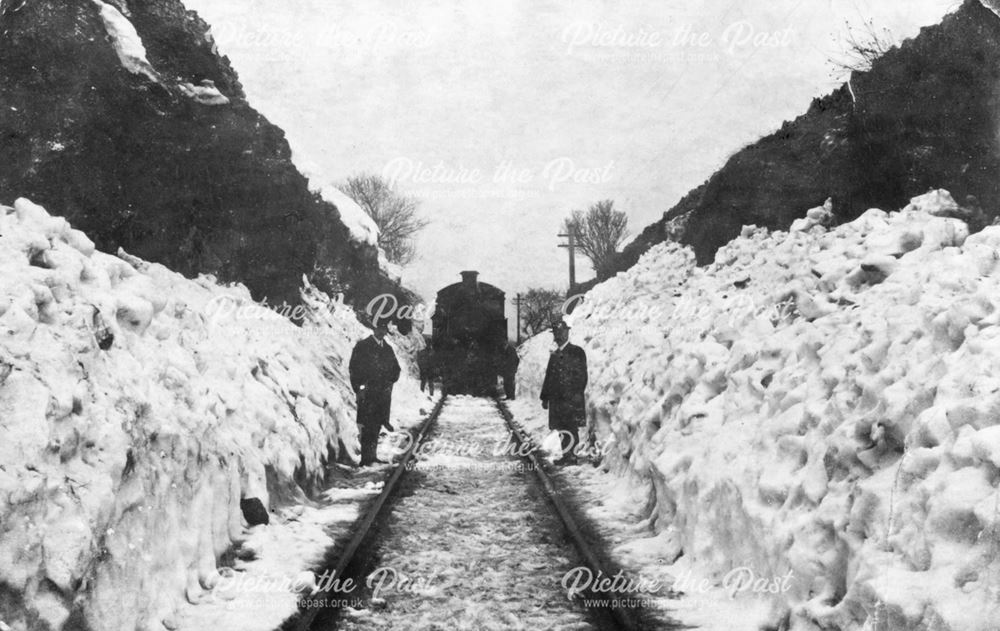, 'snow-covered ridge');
296,158,381,248
294,159,415,287
92,0,159,82
92,0,231,106
177,79,231,105
518,190,1000,630
0,198,381,630
979,0,1000,20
